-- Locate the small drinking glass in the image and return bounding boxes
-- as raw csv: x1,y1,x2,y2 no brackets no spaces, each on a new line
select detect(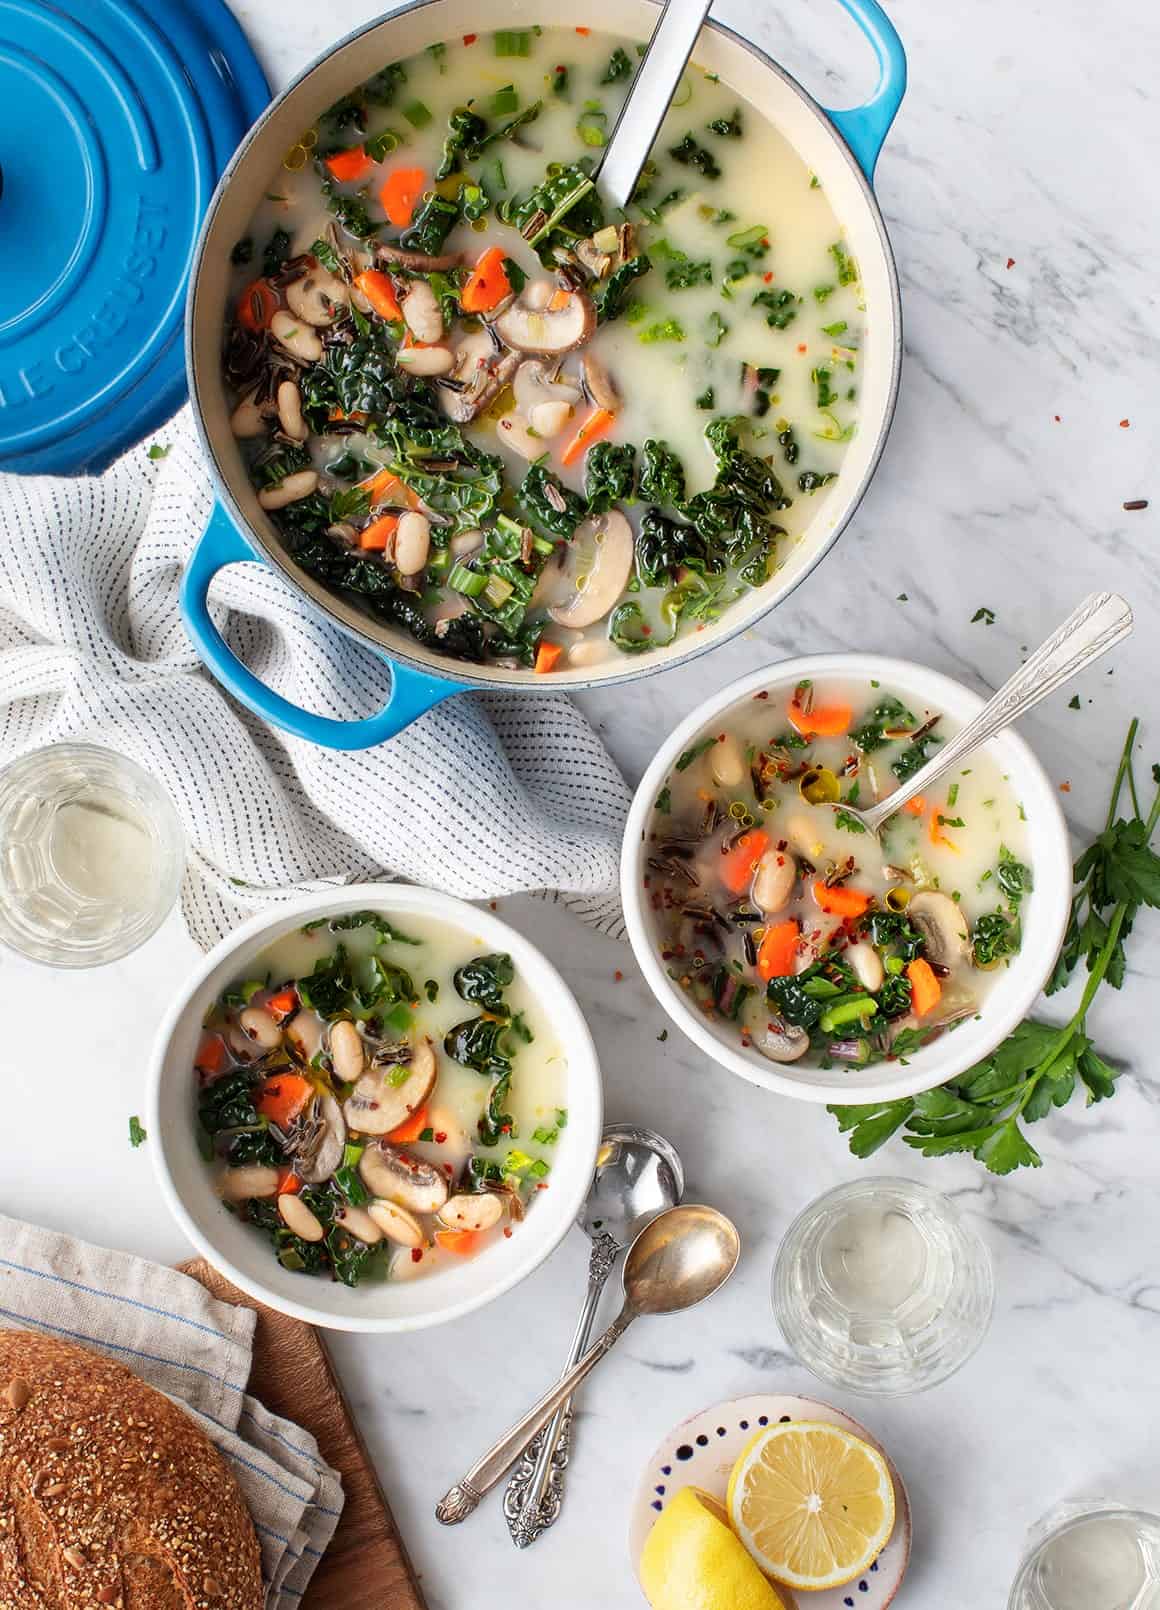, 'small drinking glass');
0,743,184,967
1009,1504,1160,1610
771,1175,994,1395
